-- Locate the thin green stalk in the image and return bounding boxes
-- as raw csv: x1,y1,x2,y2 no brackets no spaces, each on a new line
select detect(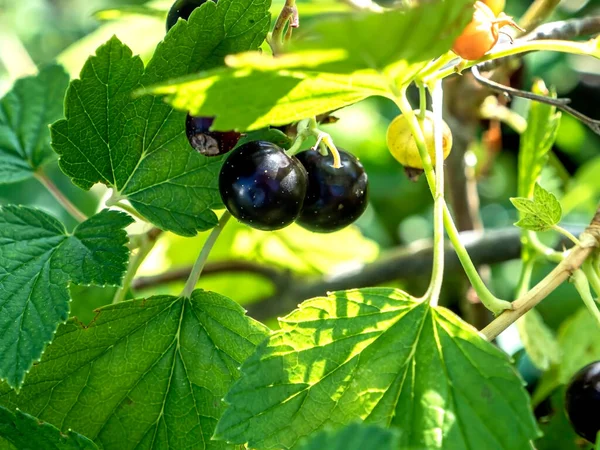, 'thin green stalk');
113,230,162,303
553,225,581,246
395,89,436,192
394,89,511,314
425,80,445,306
34,170,88,223
583,259,600,300
418,83,427,120
285,116,341,167
443,205,513,314
526,230,564,263
113,201,148,222
181,212,231,298
515,258,535,298
424,39,598,83
572,269,600,327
